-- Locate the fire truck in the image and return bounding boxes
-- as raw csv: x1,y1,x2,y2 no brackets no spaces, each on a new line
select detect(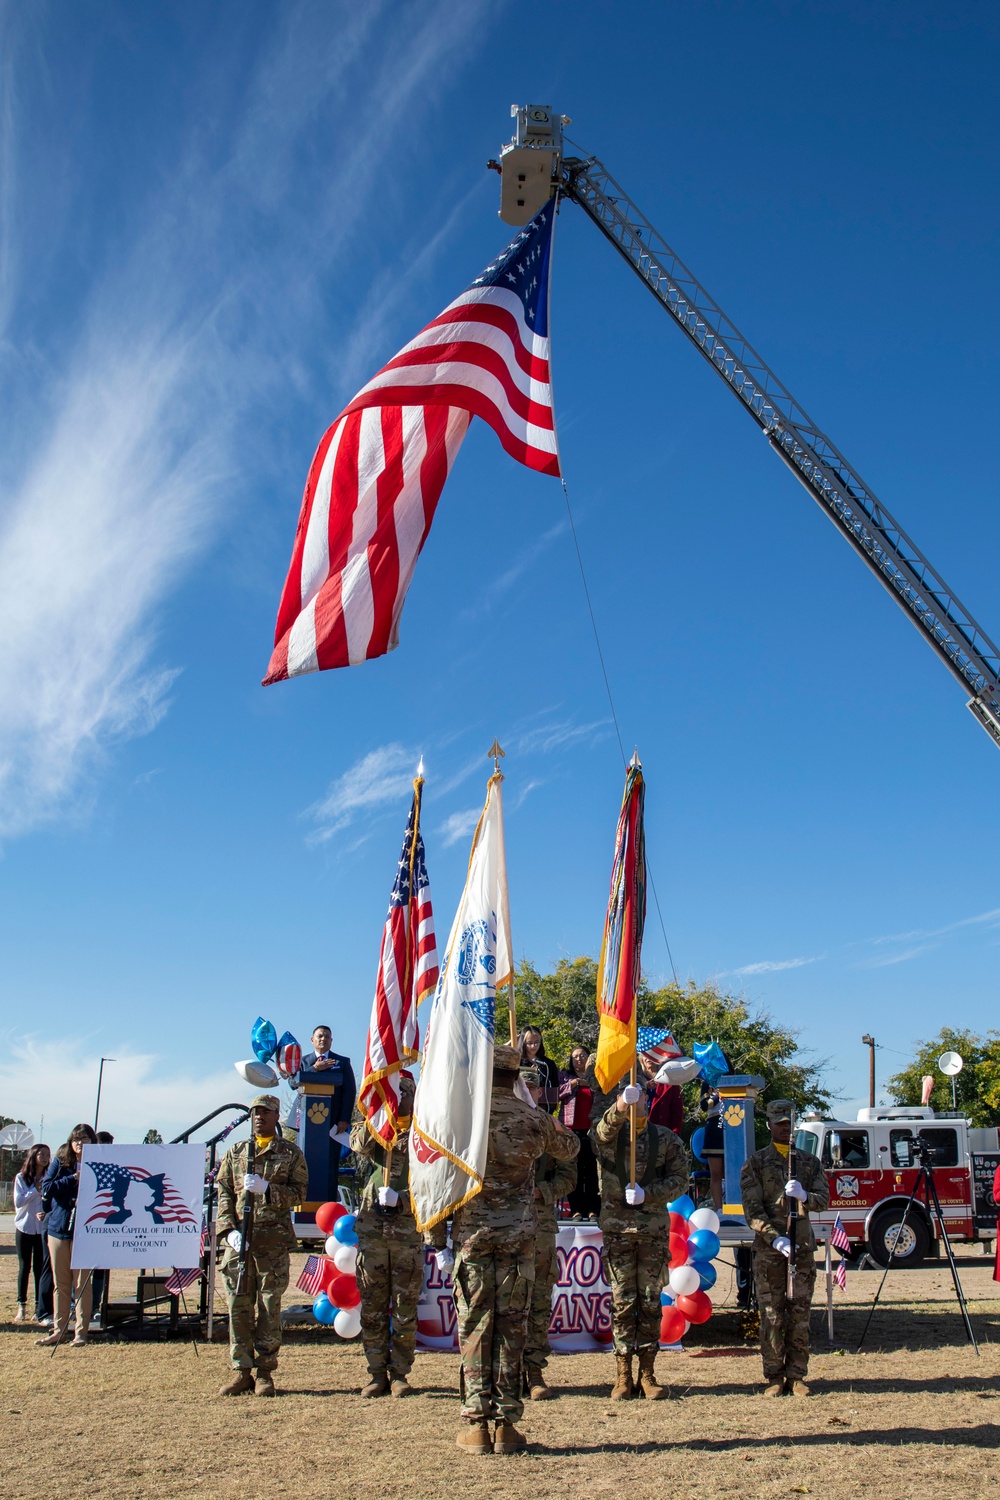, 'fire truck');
795,1107,1000,1266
